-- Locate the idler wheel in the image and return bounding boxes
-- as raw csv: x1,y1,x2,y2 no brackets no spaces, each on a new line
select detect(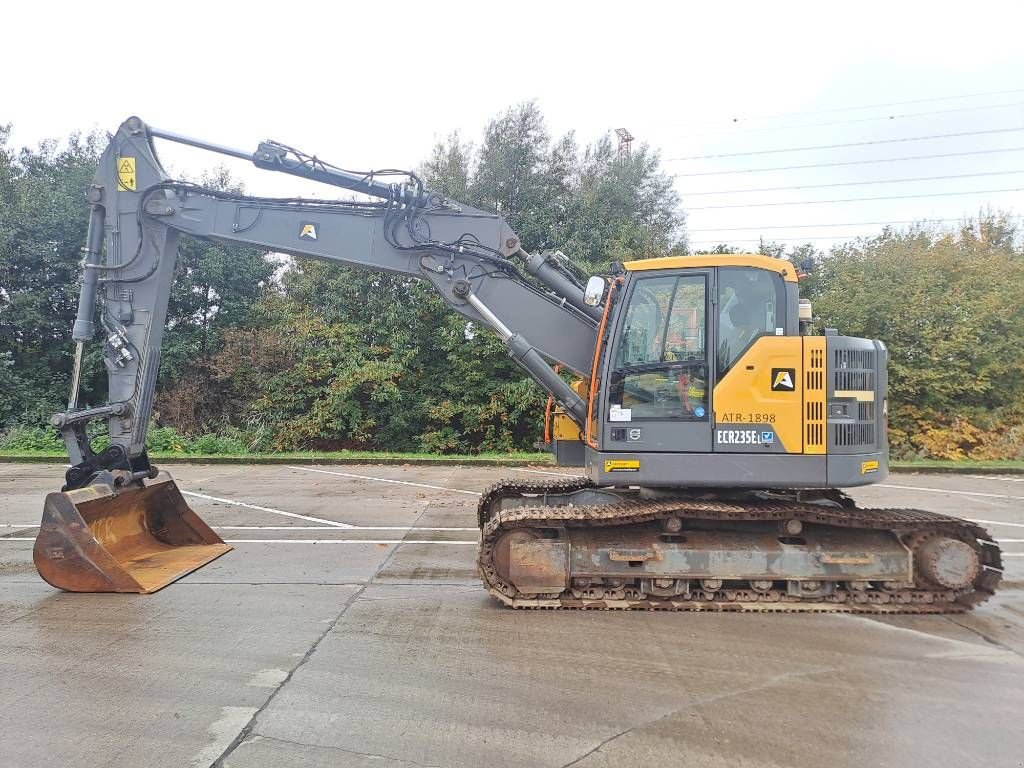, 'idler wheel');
915,536,980,590
491,529,541,583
